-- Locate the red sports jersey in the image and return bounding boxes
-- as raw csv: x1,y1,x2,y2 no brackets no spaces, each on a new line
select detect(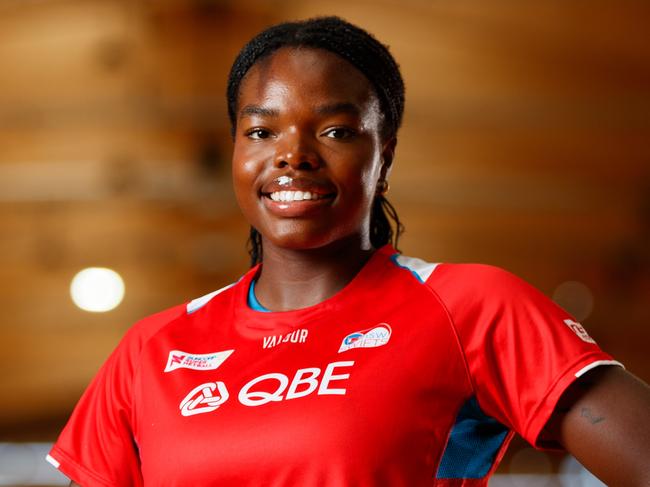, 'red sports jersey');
47,245,620,486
